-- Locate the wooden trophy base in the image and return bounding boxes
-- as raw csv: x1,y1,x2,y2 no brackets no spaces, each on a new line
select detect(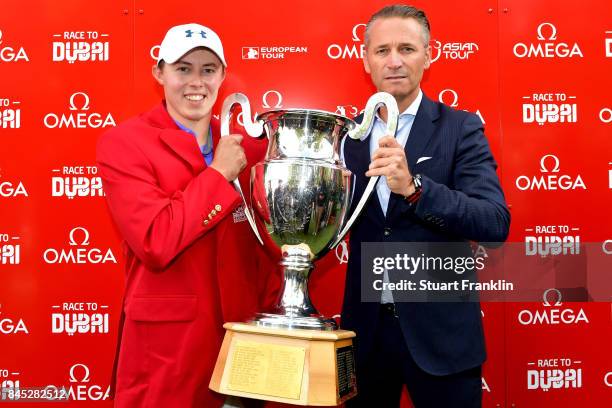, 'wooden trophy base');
210,322,357,406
